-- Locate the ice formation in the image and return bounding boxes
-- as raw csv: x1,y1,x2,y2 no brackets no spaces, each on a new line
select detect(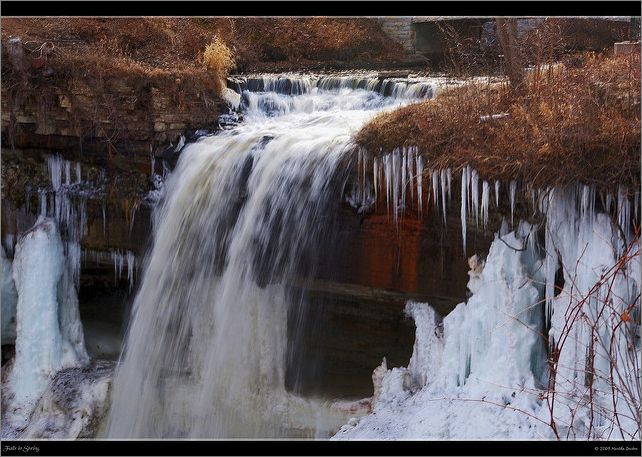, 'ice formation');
35,154,90,290
544,188,640,440
364,147,430,224
471,169,479,228
4,219,89,431
481,180,490,230
416,153,424,217
1,246,18,344
461,167,468,254
334,188,640,441
440,169,448,225
509,180,517,226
